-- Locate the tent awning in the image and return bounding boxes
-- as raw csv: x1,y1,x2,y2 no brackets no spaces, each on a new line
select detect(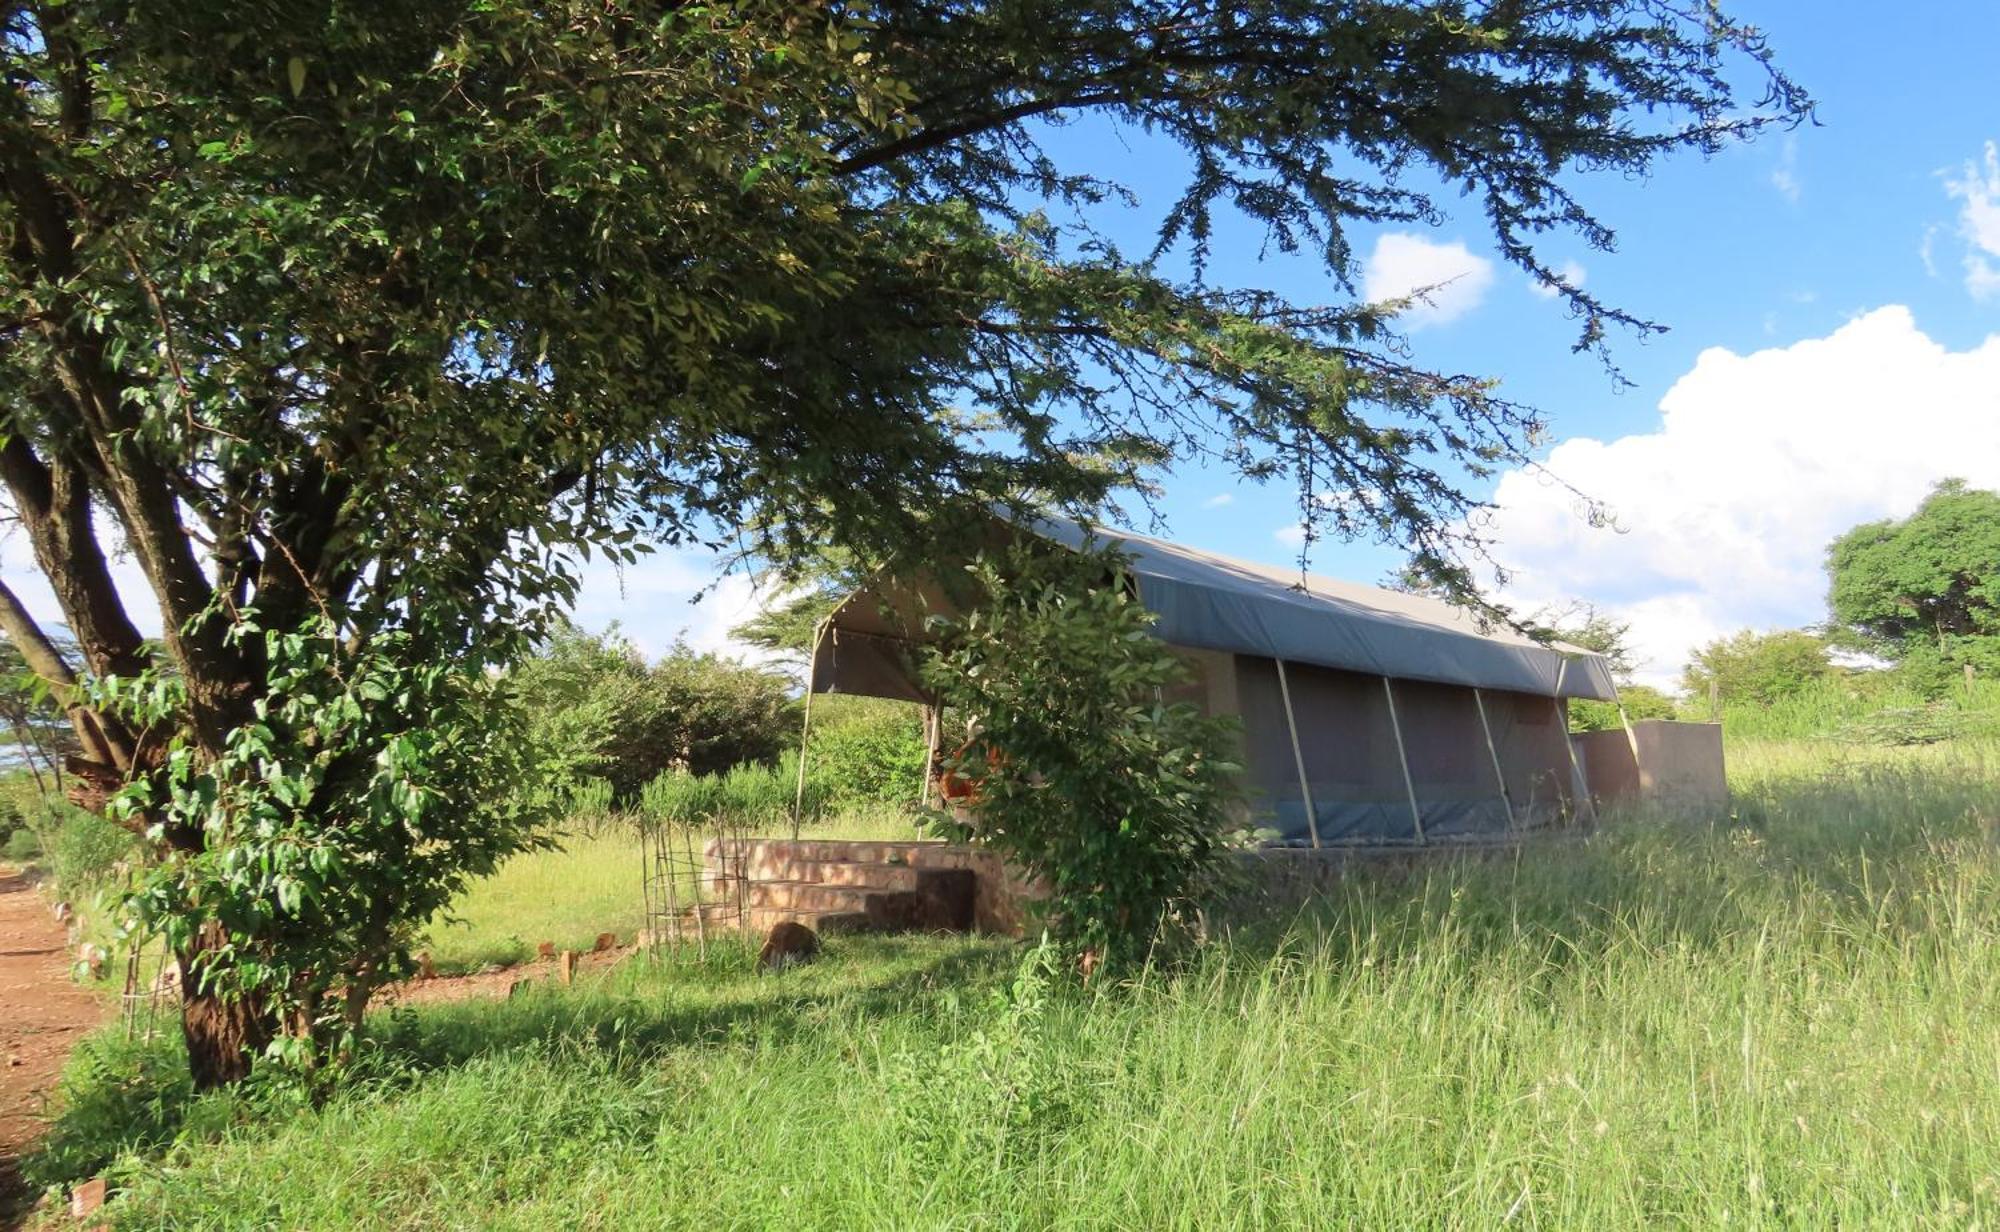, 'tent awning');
811,517,1618,702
